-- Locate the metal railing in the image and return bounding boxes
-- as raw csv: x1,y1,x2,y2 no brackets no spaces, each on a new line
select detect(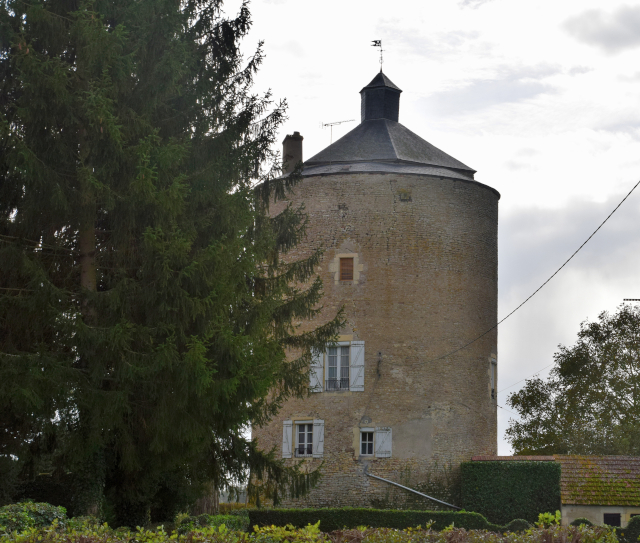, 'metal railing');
325,378,349,391
294,445,313,457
